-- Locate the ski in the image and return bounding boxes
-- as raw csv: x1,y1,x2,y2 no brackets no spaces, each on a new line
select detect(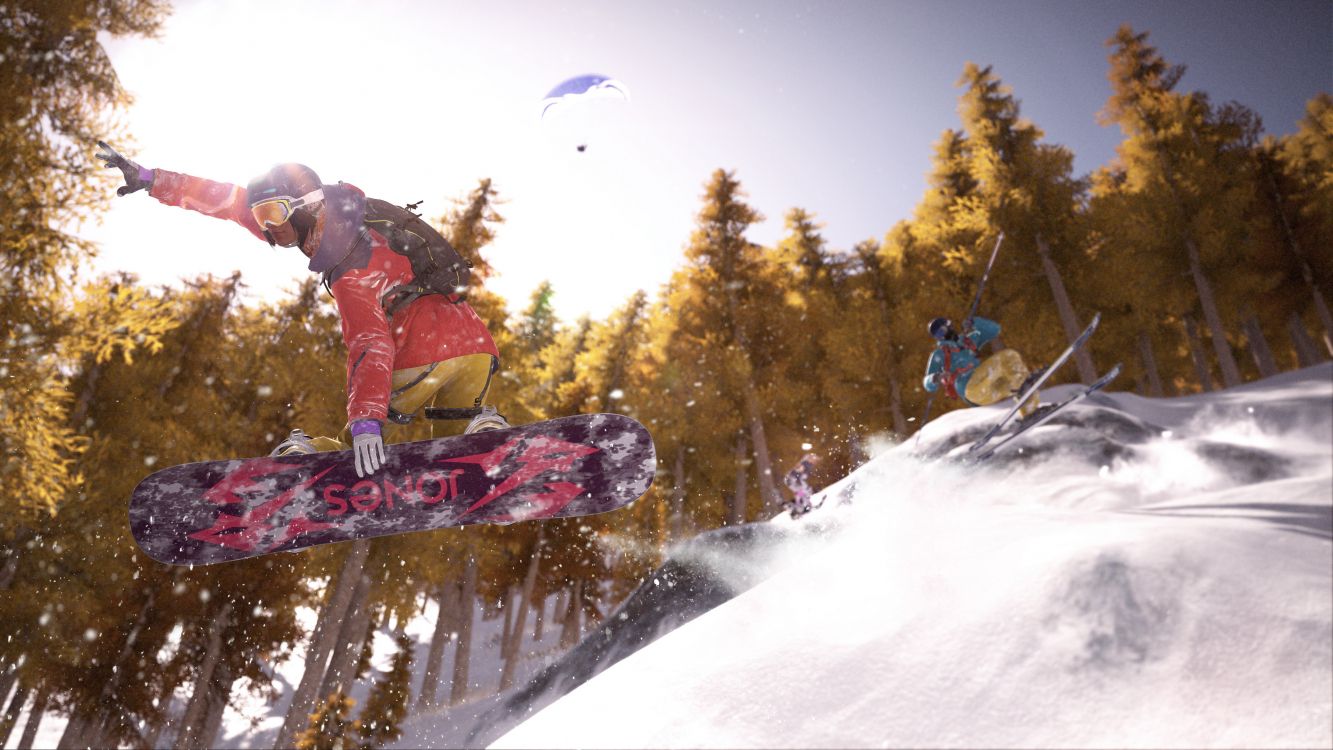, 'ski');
971,363,1122,461
968,312,1102,455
